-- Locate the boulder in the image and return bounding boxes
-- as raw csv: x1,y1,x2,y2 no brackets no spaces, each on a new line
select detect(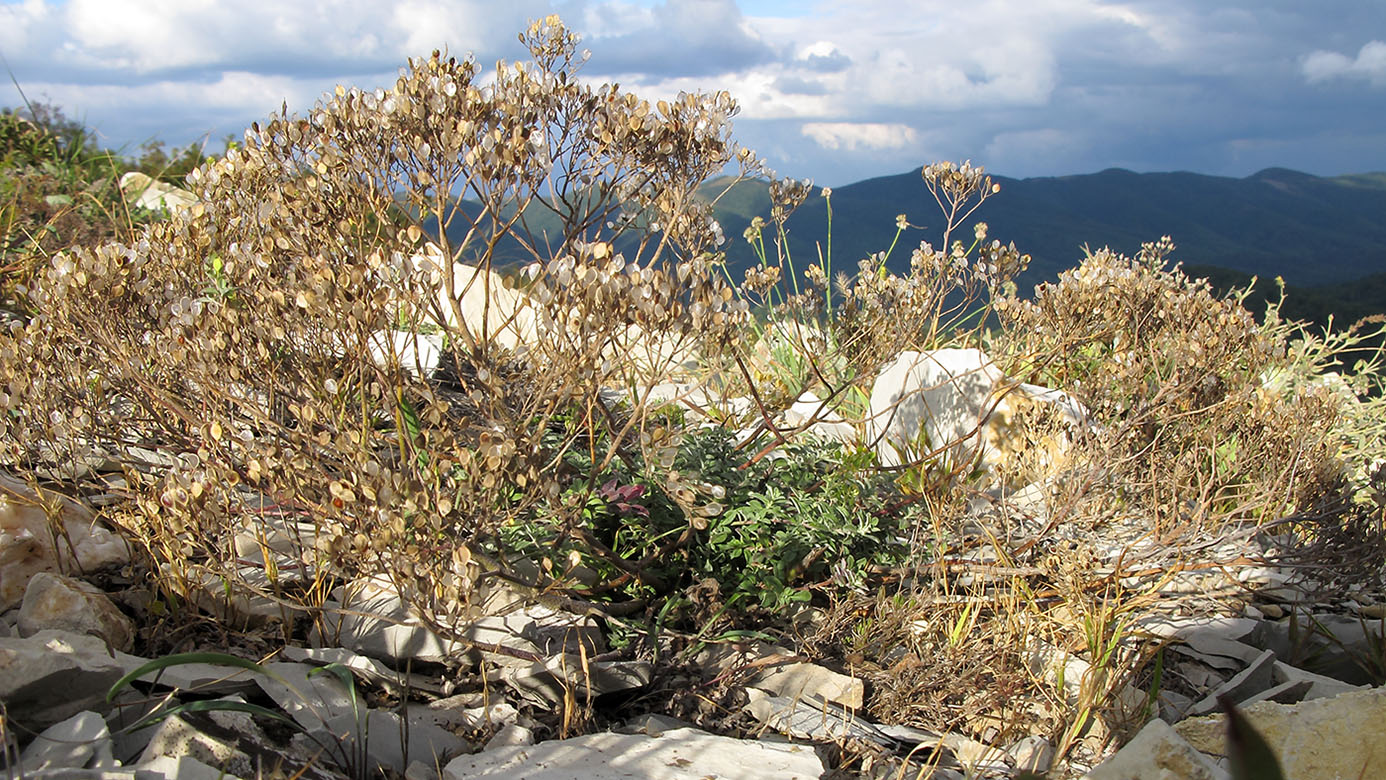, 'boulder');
0,473,130,611
0,630,126,731
864,350,1086,484
422,248,535,352
865,349,1005,469
364,330,444,377
18,572,135,652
